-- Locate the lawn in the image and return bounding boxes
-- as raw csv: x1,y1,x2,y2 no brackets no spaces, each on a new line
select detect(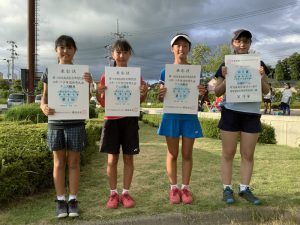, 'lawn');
0,122,299,225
